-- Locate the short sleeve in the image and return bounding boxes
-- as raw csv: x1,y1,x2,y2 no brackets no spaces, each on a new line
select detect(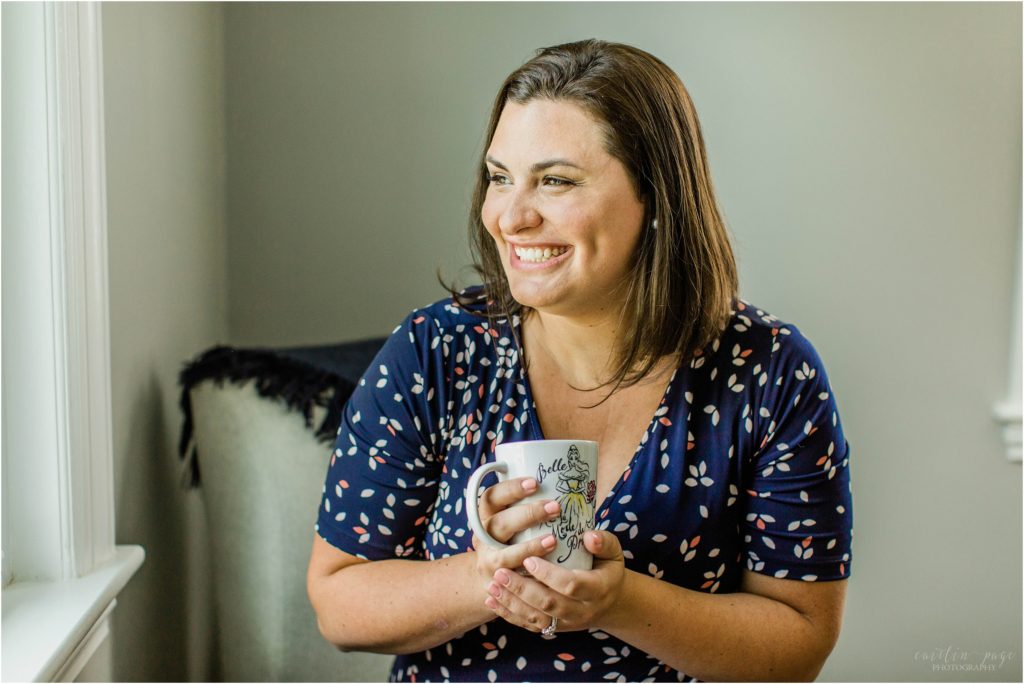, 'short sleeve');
741,324,853,581
315,311,444,561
